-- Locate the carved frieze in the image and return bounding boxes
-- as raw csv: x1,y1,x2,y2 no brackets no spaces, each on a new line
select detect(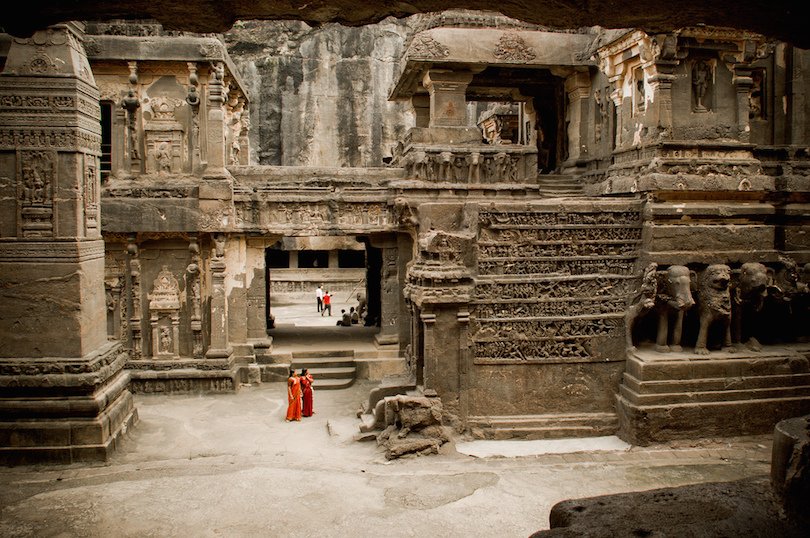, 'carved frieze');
0,129,101,152
236,201,394,230
472,206,642,363
409,34,450,59
493,33,537,62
